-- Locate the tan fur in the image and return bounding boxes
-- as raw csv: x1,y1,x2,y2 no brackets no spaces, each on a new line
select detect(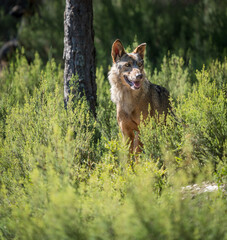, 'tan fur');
108,39,170,153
